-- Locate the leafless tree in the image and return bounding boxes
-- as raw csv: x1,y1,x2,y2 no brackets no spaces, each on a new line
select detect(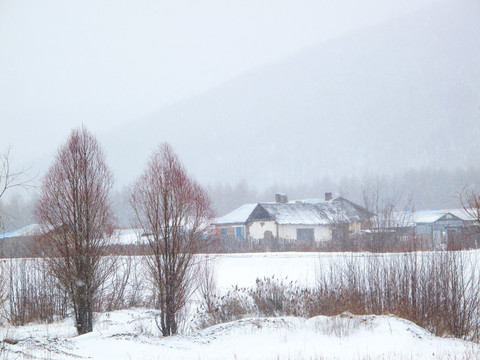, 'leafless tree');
36,127,115,335
461,188,480,225
129,143,214,336
460,187,480,247
0,147,33,231
362,177,415,251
